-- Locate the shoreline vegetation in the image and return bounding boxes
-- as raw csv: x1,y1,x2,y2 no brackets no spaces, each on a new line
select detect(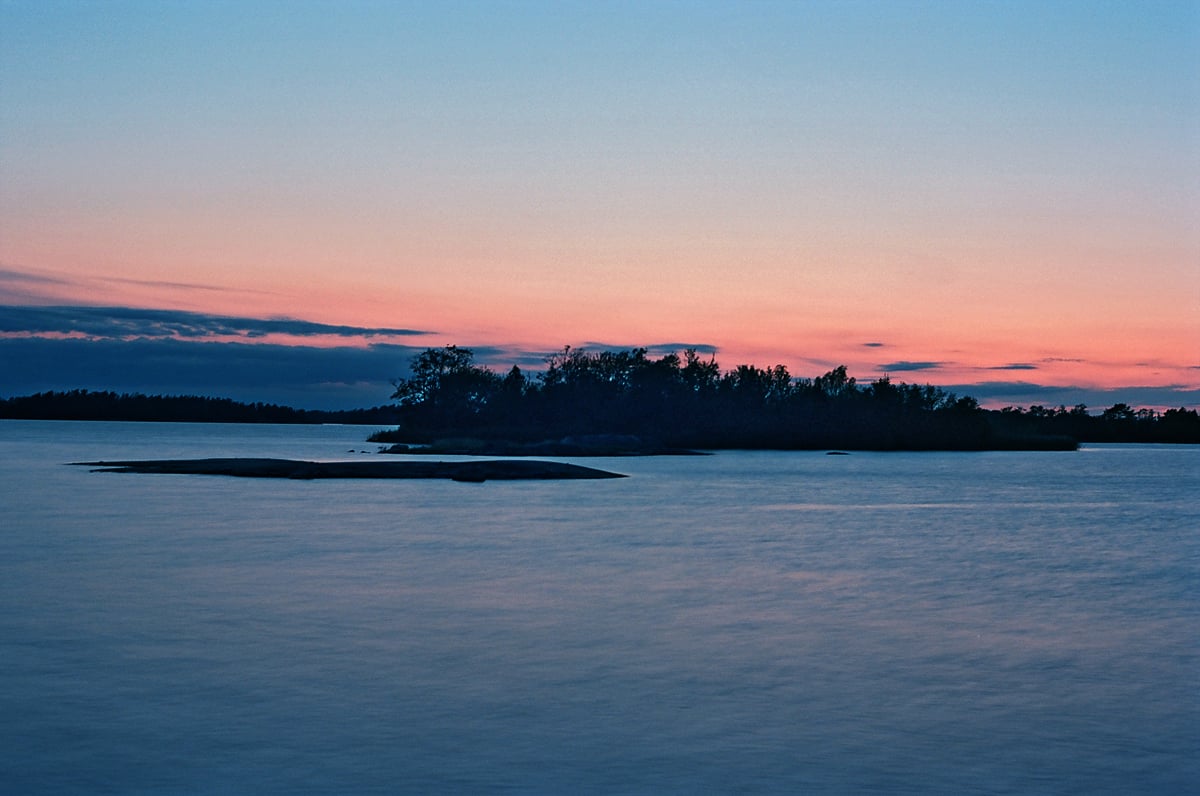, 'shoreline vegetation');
370,346,1199,451
5,345,1199,450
